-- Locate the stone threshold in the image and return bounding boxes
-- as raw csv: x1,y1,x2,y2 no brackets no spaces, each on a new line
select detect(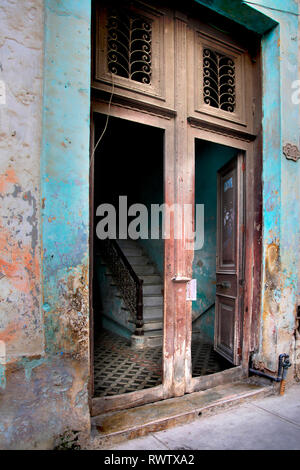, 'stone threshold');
88,381,274,449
